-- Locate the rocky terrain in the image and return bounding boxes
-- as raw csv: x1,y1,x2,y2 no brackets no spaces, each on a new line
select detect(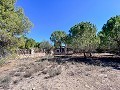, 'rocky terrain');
0,54,120,90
